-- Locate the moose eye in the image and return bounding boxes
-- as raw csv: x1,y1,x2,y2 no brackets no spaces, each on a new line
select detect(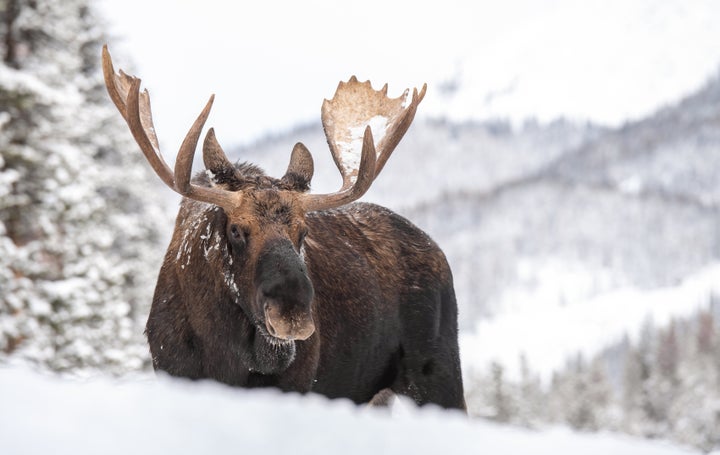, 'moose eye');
228,224,248,250
298,227,309,246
